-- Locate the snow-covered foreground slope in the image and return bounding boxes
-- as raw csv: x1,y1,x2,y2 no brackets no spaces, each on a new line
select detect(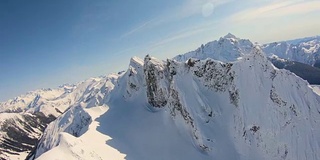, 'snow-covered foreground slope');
28,46,320,160
35,106,126,160
0,75,120,159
